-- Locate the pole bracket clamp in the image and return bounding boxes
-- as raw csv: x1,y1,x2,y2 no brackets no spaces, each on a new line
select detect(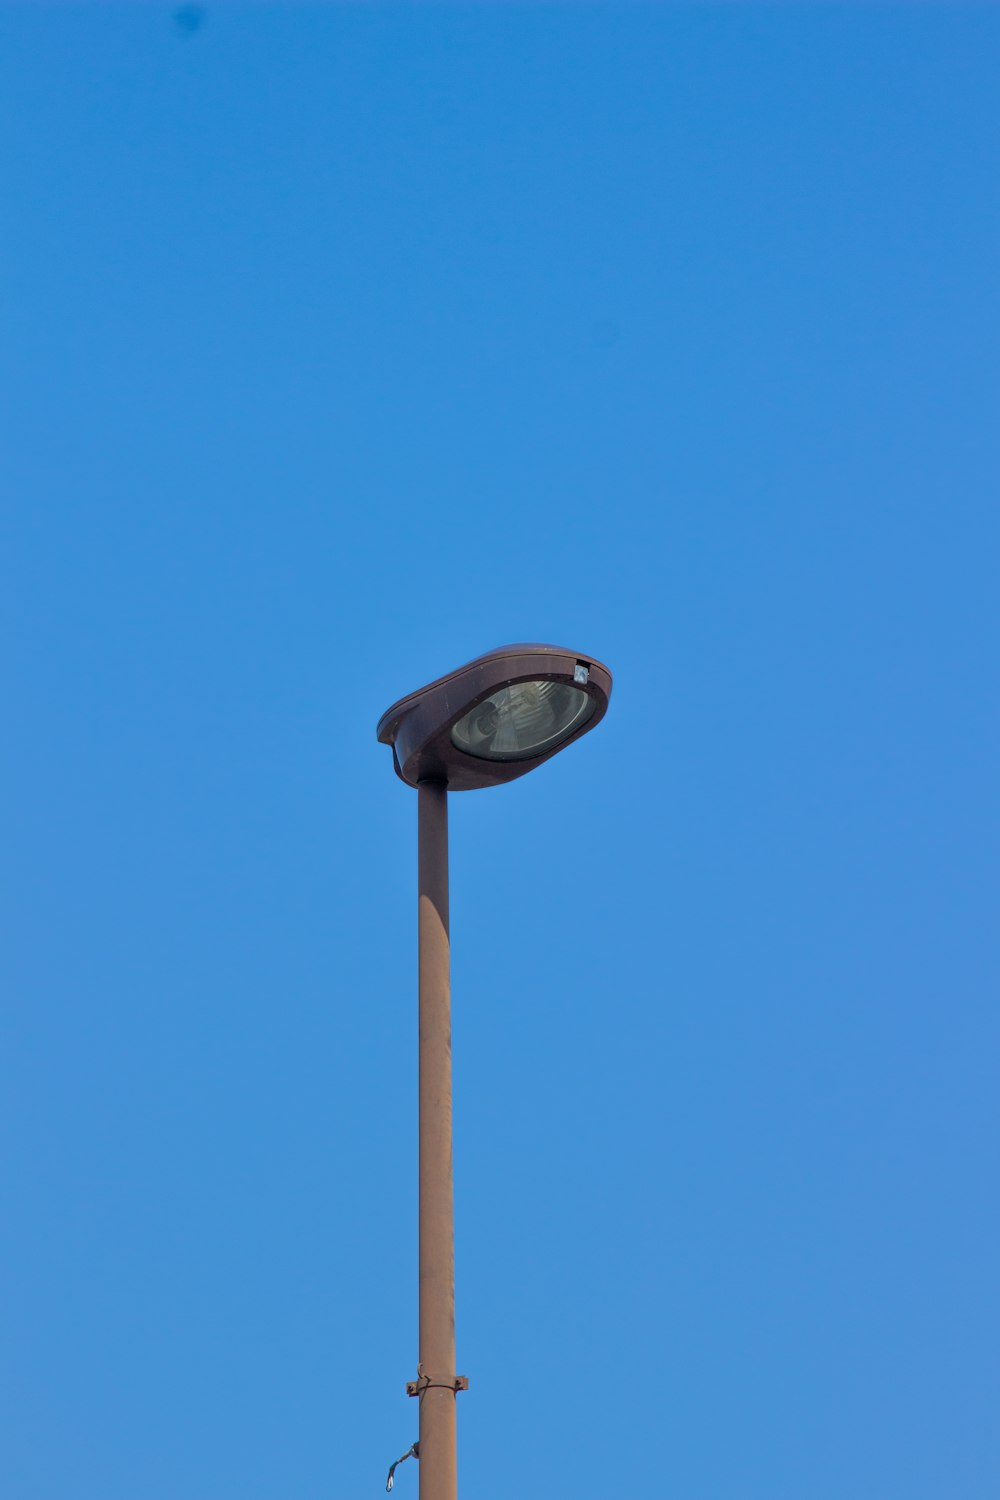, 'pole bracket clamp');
406,1373,469,1397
